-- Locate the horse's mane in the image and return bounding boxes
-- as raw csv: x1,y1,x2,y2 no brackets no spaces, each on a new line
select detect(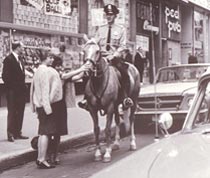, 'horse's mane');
84,38,100,49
